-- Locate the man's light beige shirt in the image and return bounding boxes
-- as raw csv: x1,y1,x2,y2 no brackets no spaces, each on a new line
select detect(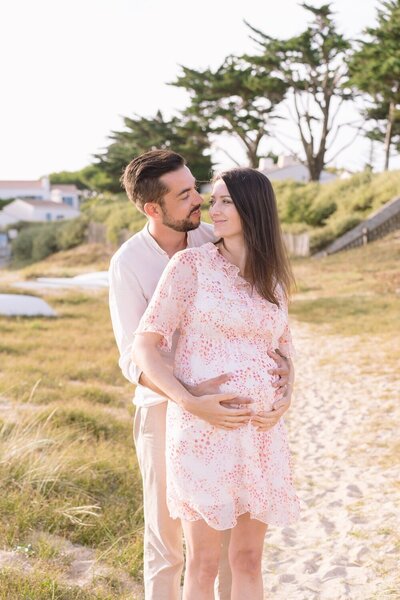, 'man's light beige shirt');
109,222,216,407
